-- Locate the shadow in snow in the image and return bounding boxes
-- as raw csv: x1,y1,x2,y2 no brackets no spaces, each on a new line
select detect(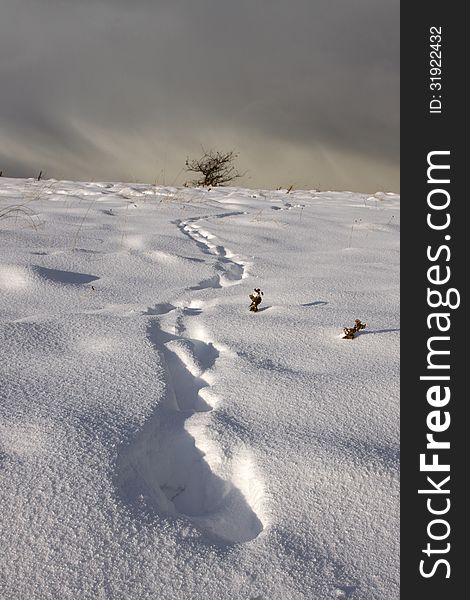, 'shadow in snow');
357,328,400,336
182,307,203,317
181,256,206,263
301,301,328,307
255,306,271,313
33,266,99,285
